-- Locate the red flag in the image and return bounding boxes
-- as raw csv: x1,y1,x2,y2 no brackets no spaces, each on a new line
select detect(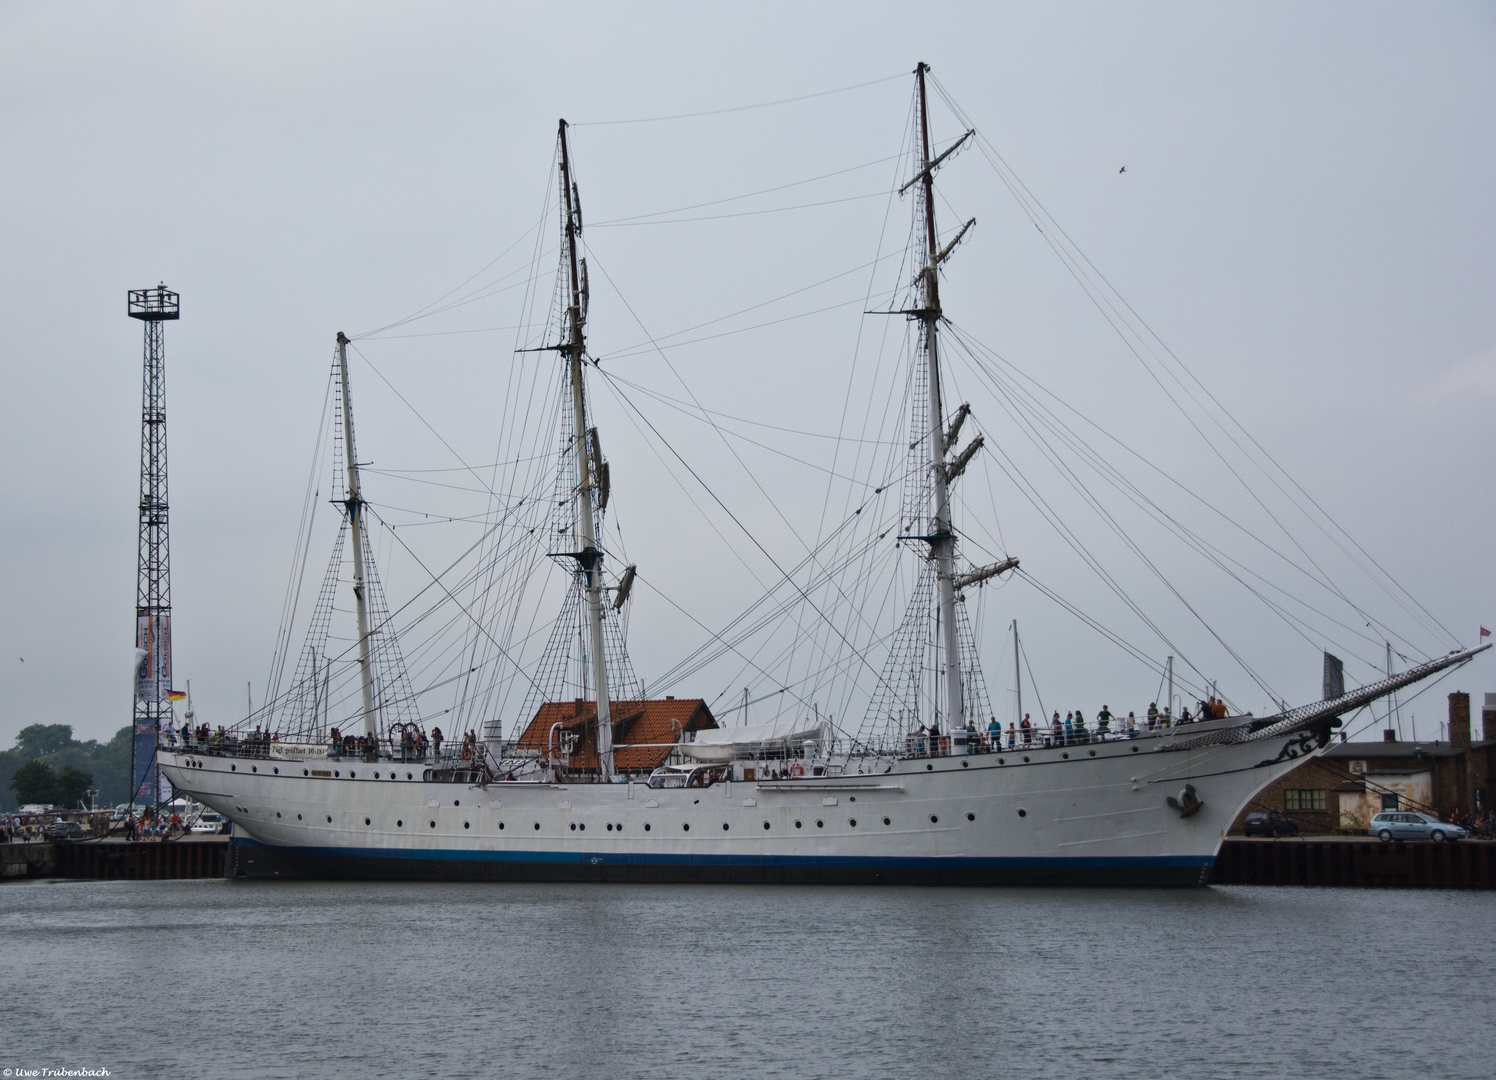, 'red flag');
1482,626,1491,639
